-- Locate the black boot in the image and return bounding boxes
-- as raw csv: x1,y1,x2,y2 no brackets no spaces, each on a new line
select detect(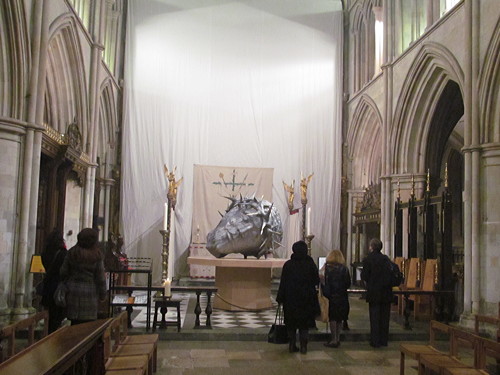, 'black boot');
299,338,307,354
289,341,299,353
288,328,299,353
299,329,308,354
